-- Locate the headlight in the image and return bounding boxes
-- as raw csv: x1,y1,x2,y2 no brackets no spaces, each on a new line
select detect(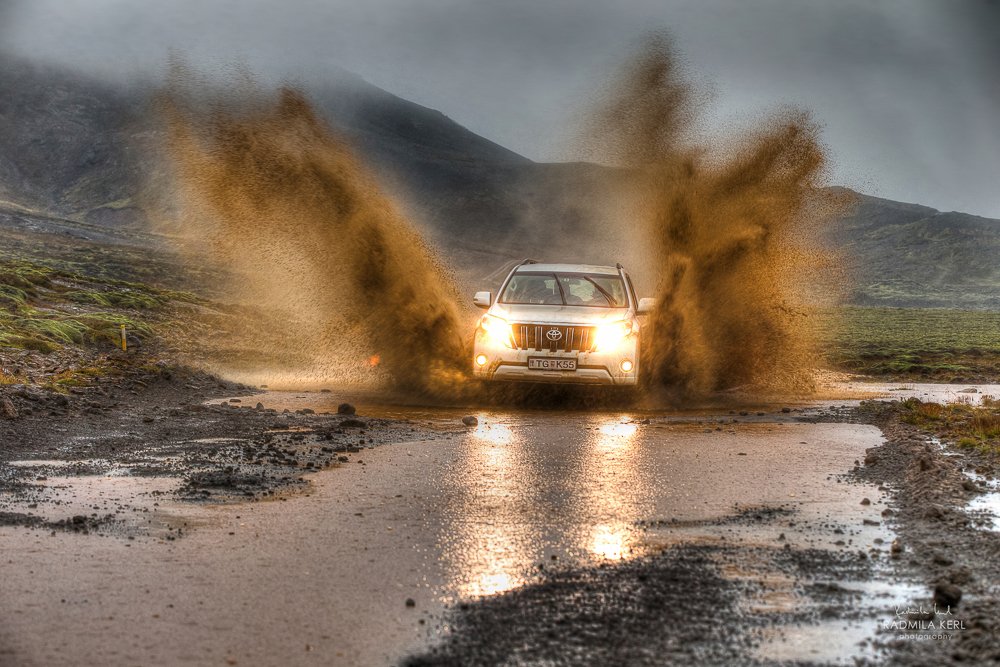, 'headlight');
479,313,513,348
594,320,634,351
